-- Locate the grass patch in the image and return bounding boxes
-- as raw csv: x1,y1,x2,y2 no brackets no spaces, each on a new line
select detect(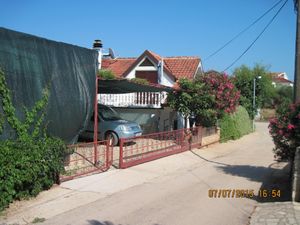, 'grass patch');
32,217,46,223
